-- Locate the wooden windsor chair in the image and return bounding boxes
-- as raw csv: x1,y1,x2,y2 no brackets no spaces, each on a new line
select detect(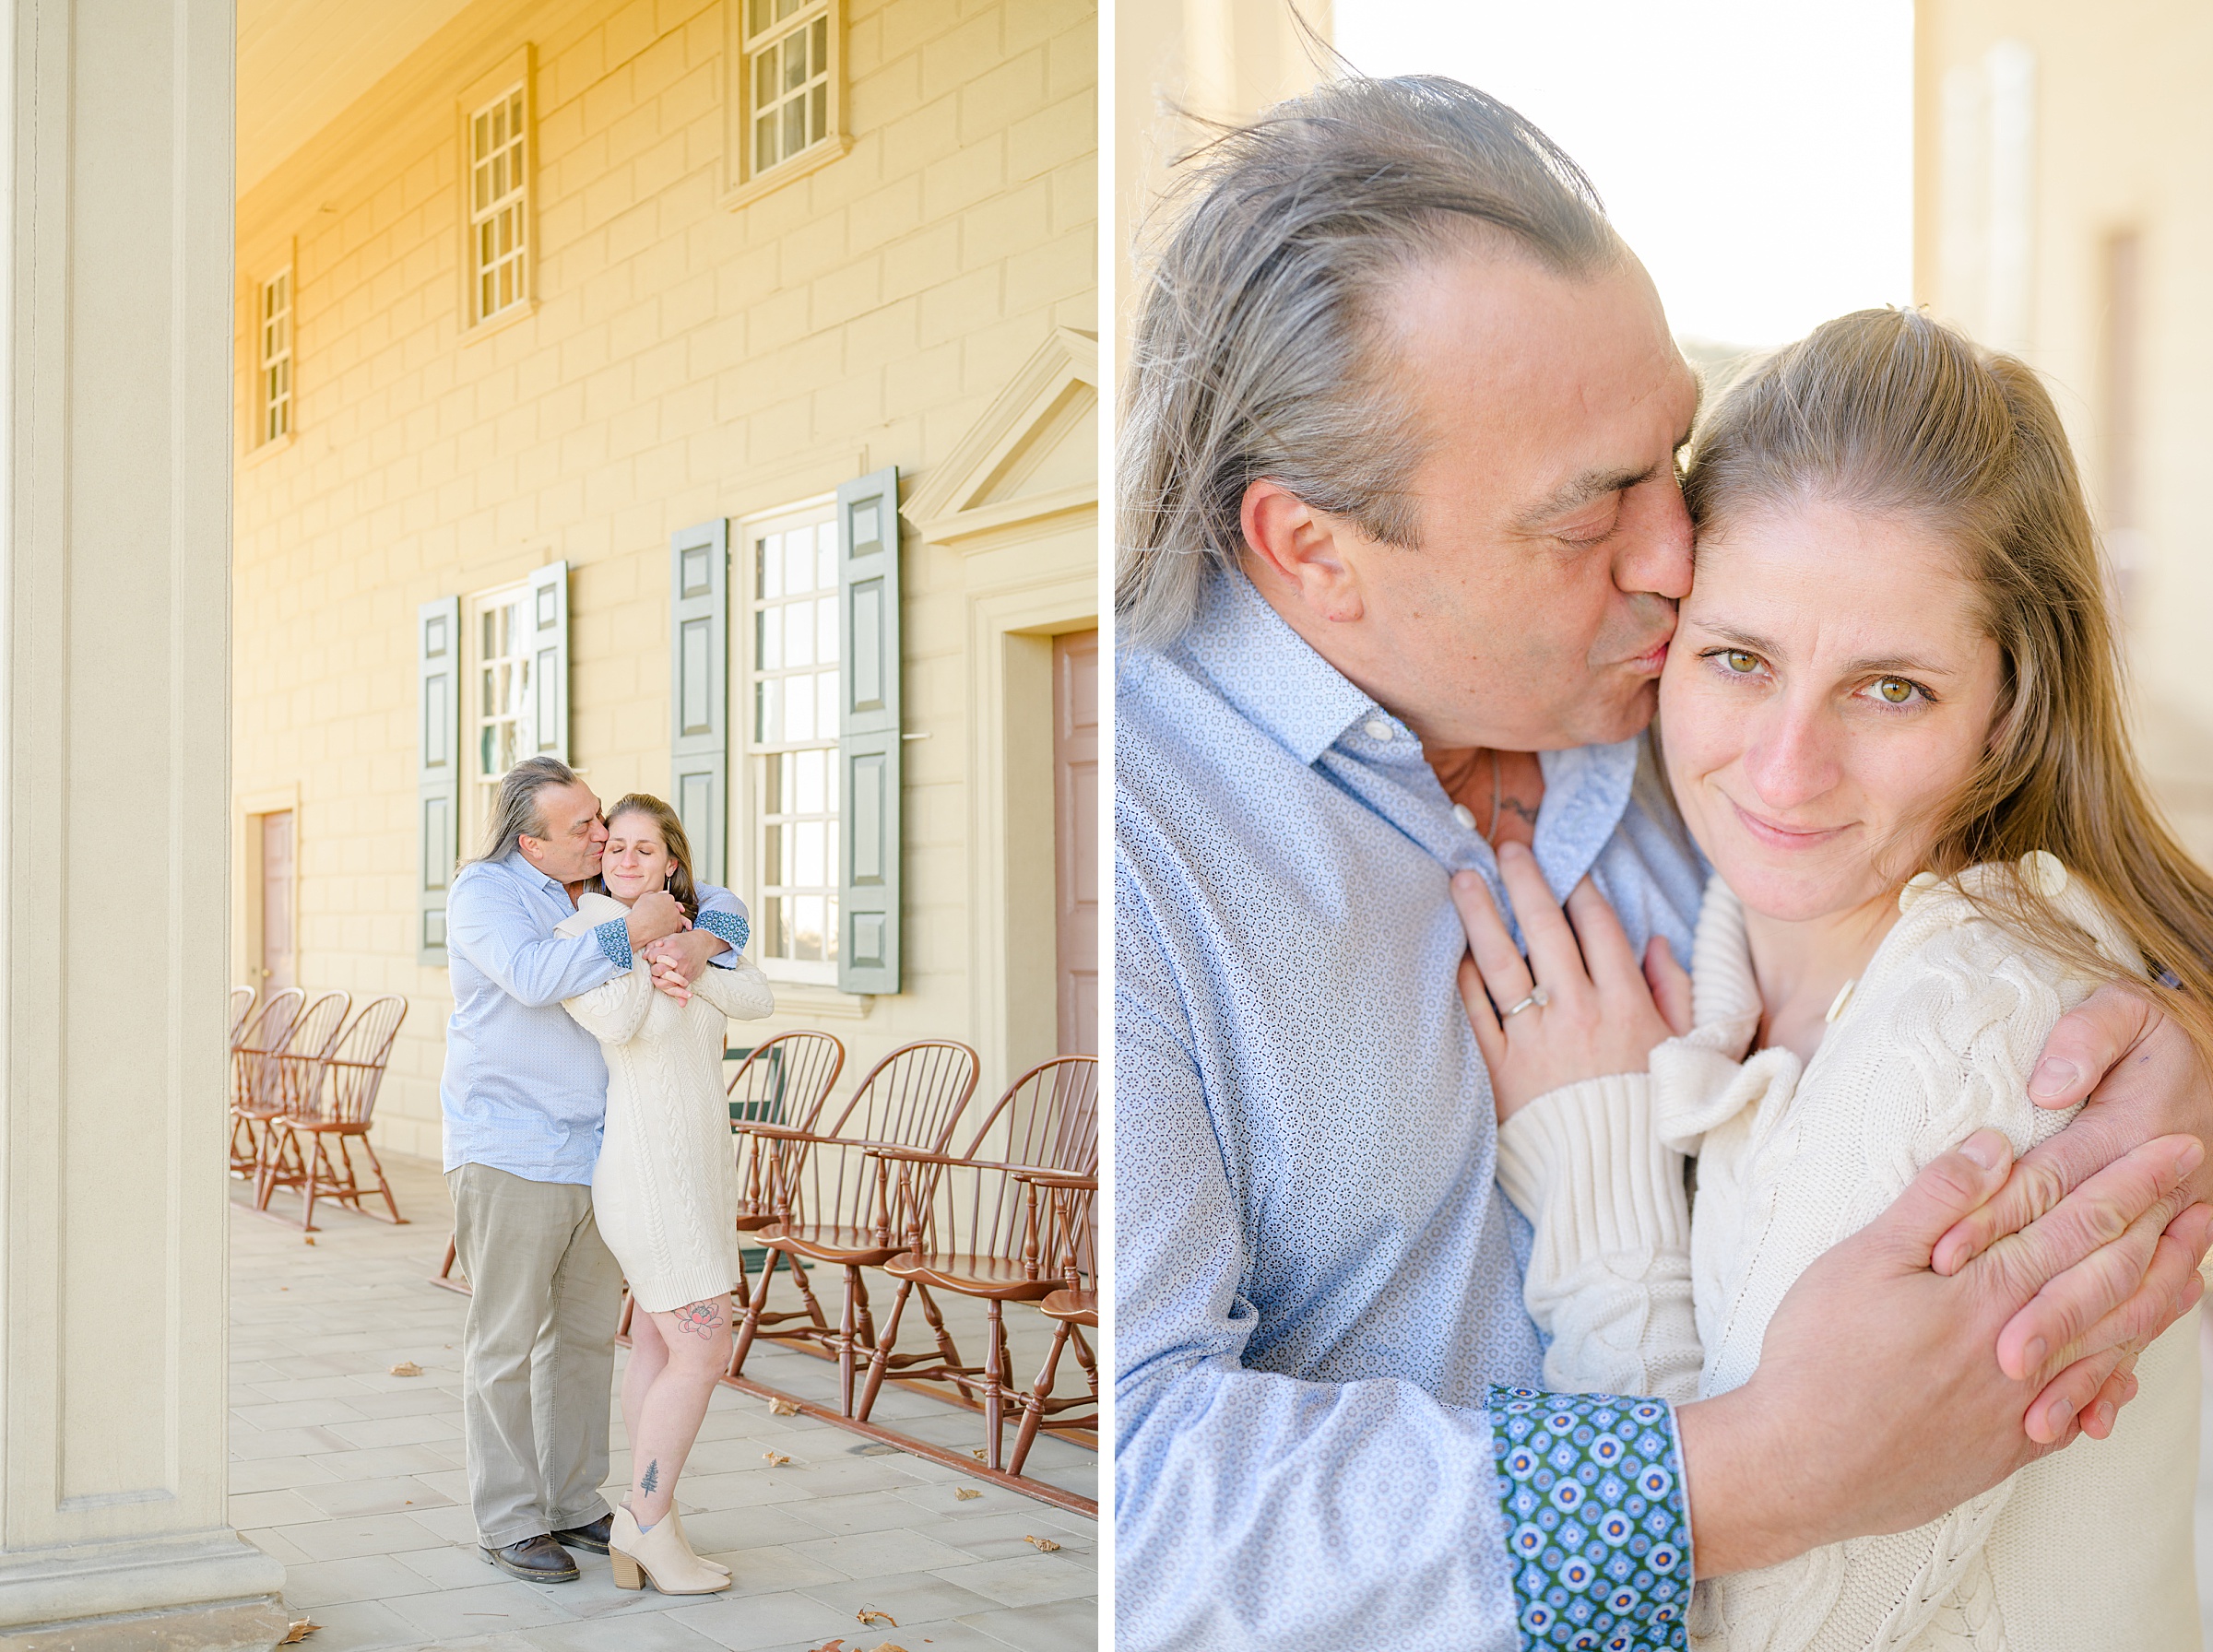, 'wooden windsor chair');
1007,1170,1097,1477
229,987,304,1180
260,996,409,1231
738,1039,981,1414
229,985,258,1042
249,990,350,1211
853,1055,1100,1467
